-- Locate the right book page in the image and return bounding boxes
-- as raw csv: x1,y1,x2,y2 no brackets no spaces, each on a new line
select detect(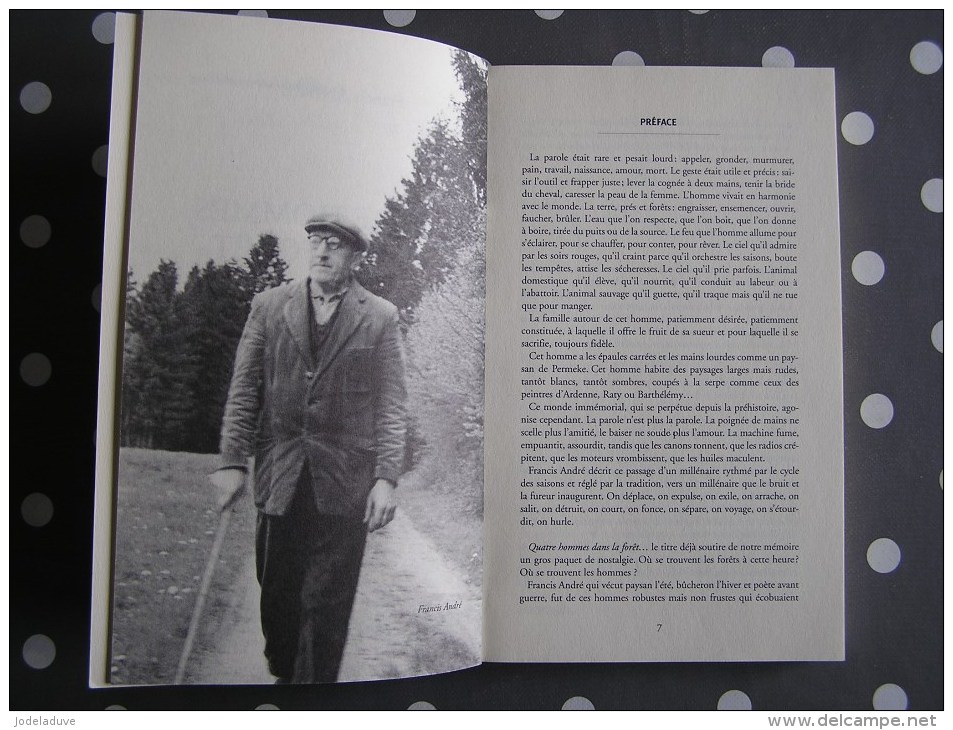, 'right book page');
484,66,843,662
